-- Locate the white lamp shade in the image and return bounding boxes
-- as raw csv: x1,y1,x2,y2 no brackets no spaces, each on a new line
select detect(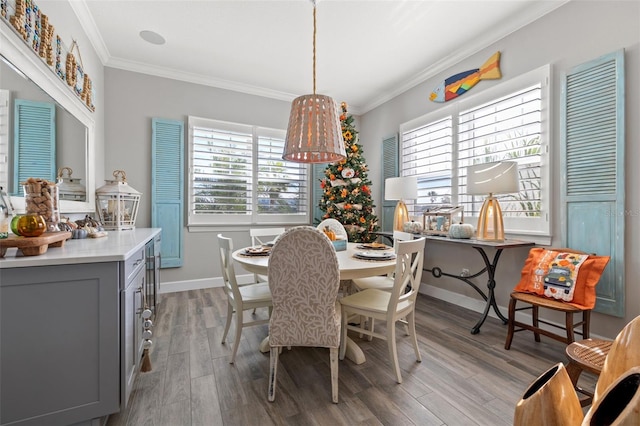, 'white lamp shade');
467,161,519,195
283,94,345,163
385,176,418,201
